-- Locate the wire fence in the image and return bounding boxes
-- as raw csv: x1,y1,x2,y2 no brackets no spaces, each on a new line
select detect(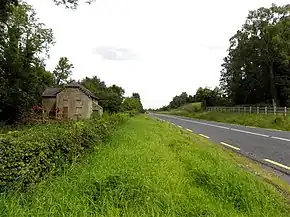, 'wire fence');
206,106,289,116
